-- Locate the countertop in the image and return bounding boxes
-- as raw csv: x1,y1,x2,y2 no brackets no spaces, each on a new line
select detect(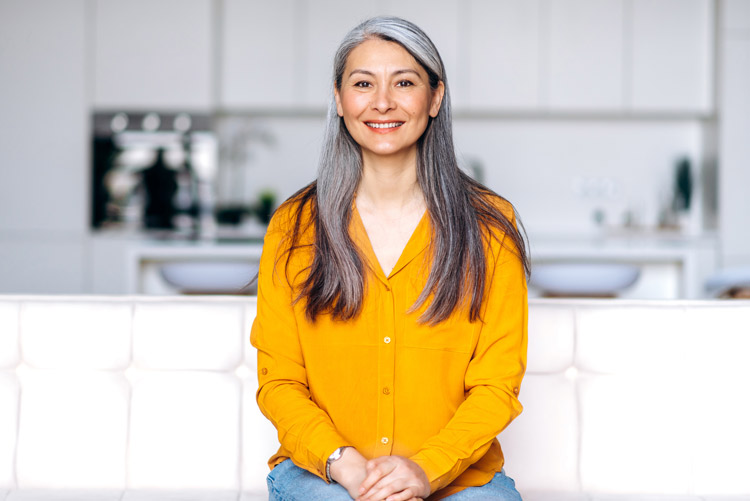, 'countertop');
90,227,719,298
529,230,718,262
